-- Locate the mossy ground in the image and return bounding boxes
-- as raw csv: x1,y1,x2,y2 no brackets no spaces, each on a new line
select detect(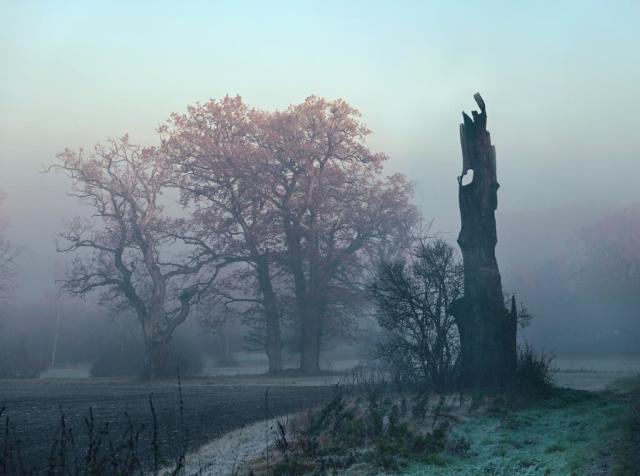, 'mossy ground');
404,387,634,475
